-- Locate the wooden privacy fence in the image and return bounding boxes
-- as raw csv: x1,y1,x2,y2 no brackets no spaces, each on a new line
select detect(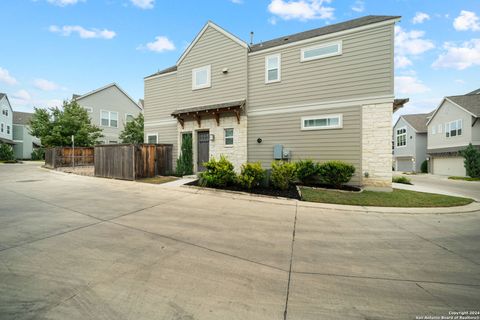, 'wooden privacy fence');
44,147,94,168
94,144,173,180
